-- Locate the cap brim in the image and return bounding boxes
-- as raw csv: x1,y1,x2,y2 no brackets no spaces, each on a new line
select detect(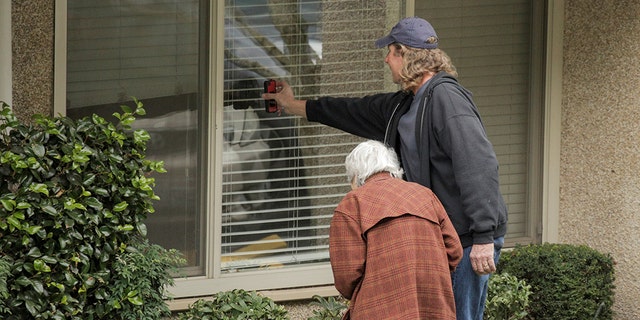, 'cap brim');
375,35,394,48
